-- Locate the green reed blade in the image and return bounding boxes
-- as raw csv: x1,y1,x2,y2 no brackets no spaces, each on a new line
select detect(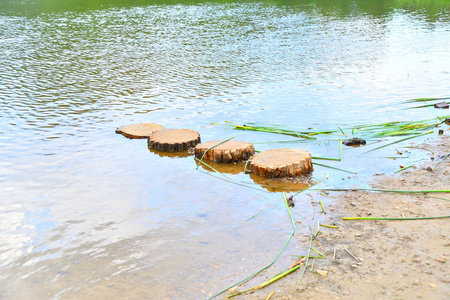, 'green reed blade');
311,156,341,161
402,96,450,103
338,126,347,137
245,202,281,222
343,216,450,220
297,205,316,287
360,130,433,155
320,224,338,229
433,153,450,171
312,162,356,174
233,124,317,139
310,188,450,194
404,102,450,110
311,140,342,161
395,164,413,173
353,116,447,136
290,255,326,259
310,247,324,257
294,180,323,196
319,199,326,214
218,121,341,139
426,195,450,202
254,265,301,290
